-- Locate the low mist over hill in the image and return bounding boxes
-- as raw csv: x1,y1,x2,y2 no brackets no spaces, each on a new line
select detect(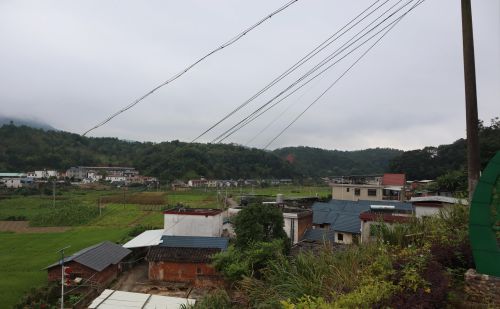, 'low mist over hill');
0,115,55,131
